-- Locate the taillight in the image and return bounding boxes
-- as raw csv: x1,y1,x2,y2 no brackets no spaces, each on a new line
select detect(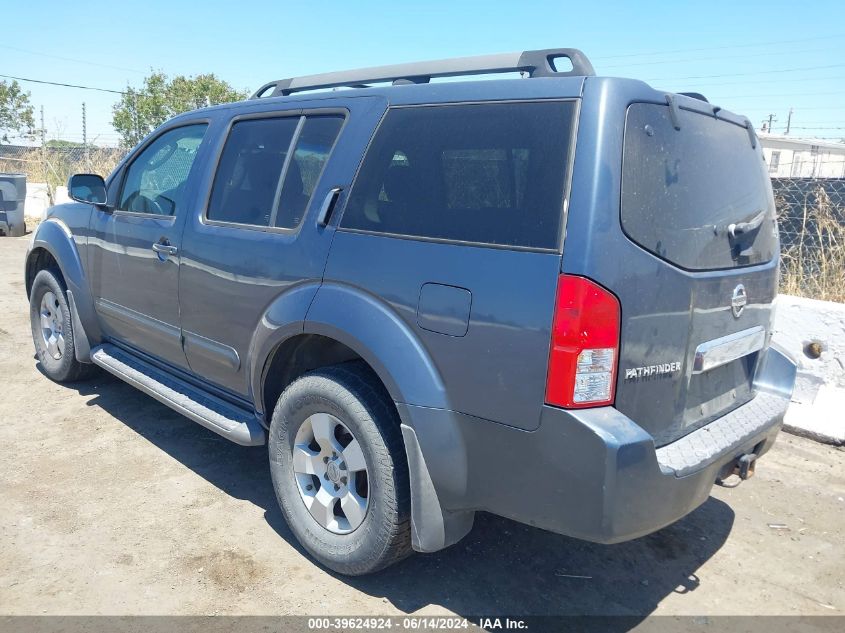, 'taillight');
545,275,620,409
